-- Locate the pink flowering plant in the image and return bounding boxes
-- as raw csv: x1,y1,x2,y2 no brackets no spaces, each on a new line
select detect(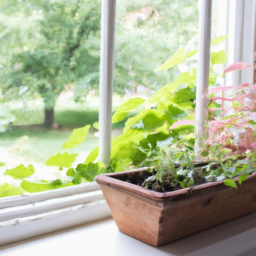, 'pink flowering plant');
139,60,256,191
197,62,256,188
